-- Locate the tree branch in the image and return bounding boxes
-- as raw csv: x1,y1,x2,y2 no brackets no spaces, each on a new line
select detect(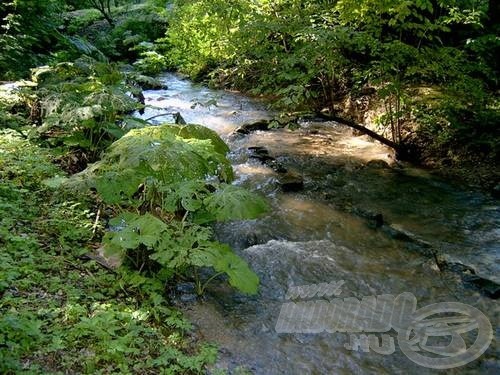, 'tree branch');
316,112,399,150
